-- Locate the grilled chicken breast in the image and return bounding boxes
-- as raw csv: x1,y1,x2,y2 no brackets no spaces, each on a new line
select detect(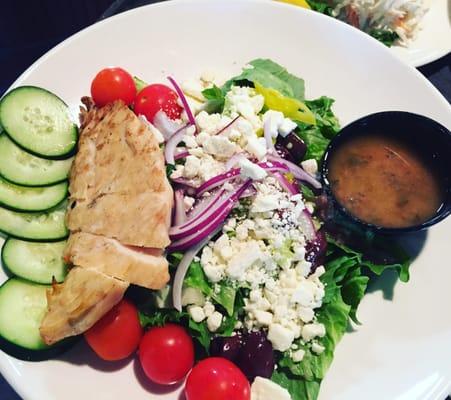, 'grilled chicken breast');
40,100,173,345
40,267,128,345
64,232,169,290
67,100,172,248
